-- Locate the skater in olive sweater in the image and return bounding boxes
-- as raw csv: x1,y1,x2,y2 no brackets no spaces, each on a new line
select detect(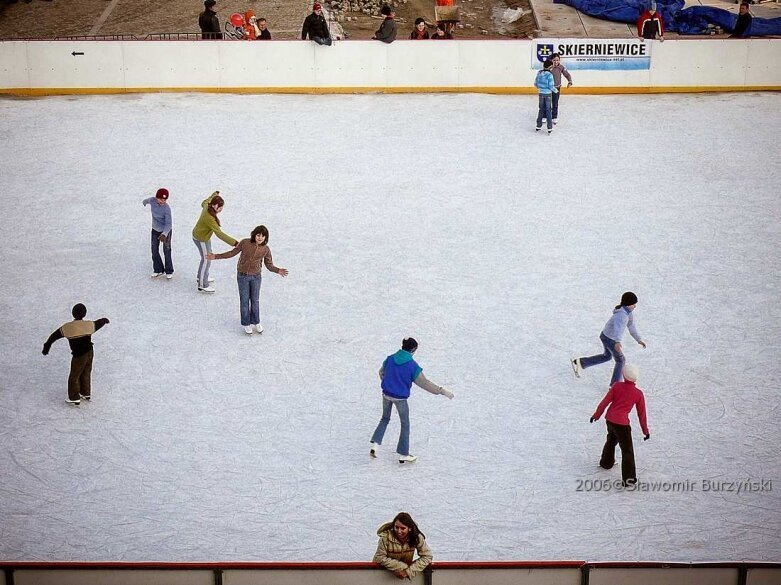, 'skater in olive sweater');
192,191,238,293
